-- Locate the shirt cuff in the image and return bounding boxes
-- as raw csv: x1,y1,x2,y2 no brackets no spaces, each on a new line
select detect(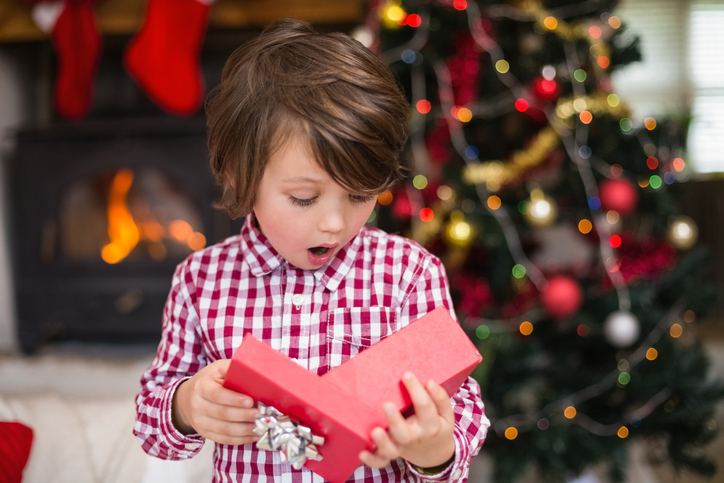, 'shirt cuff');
160,377,205,457
405,426,471,482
